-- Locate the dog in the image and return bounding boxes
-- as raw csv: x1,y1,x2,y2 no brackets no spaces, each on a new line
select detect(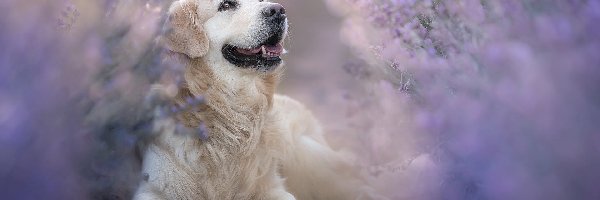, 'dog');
133,0,376,199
